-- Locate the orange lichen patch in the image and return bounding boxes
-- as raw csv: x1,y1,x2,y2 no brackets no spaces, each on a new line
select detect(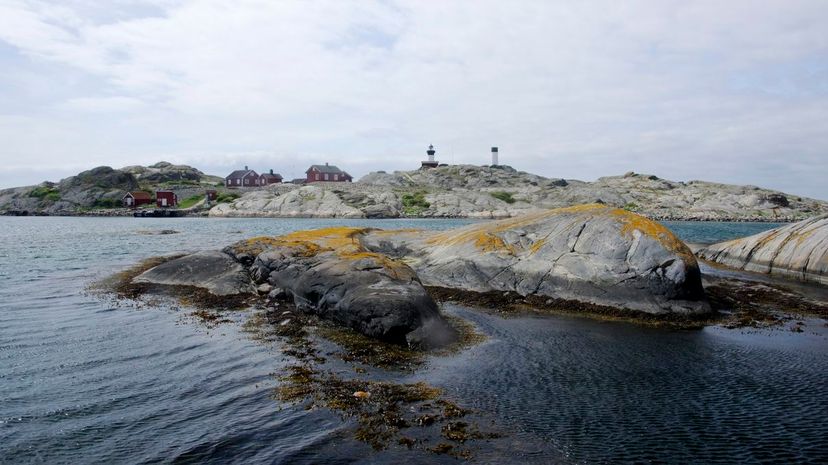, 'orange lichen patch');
474,232,516,254
278,227,371,254
230,236,323,257
528,238,546,255
338,251,418,280
609,208,697,264
426,204,608,254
